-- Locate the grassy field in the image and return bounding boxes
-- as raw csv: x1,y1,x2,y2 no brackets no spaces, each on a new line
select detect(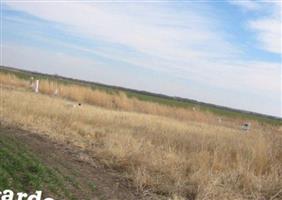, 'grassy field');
1,66,281,125
1,71,282,200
